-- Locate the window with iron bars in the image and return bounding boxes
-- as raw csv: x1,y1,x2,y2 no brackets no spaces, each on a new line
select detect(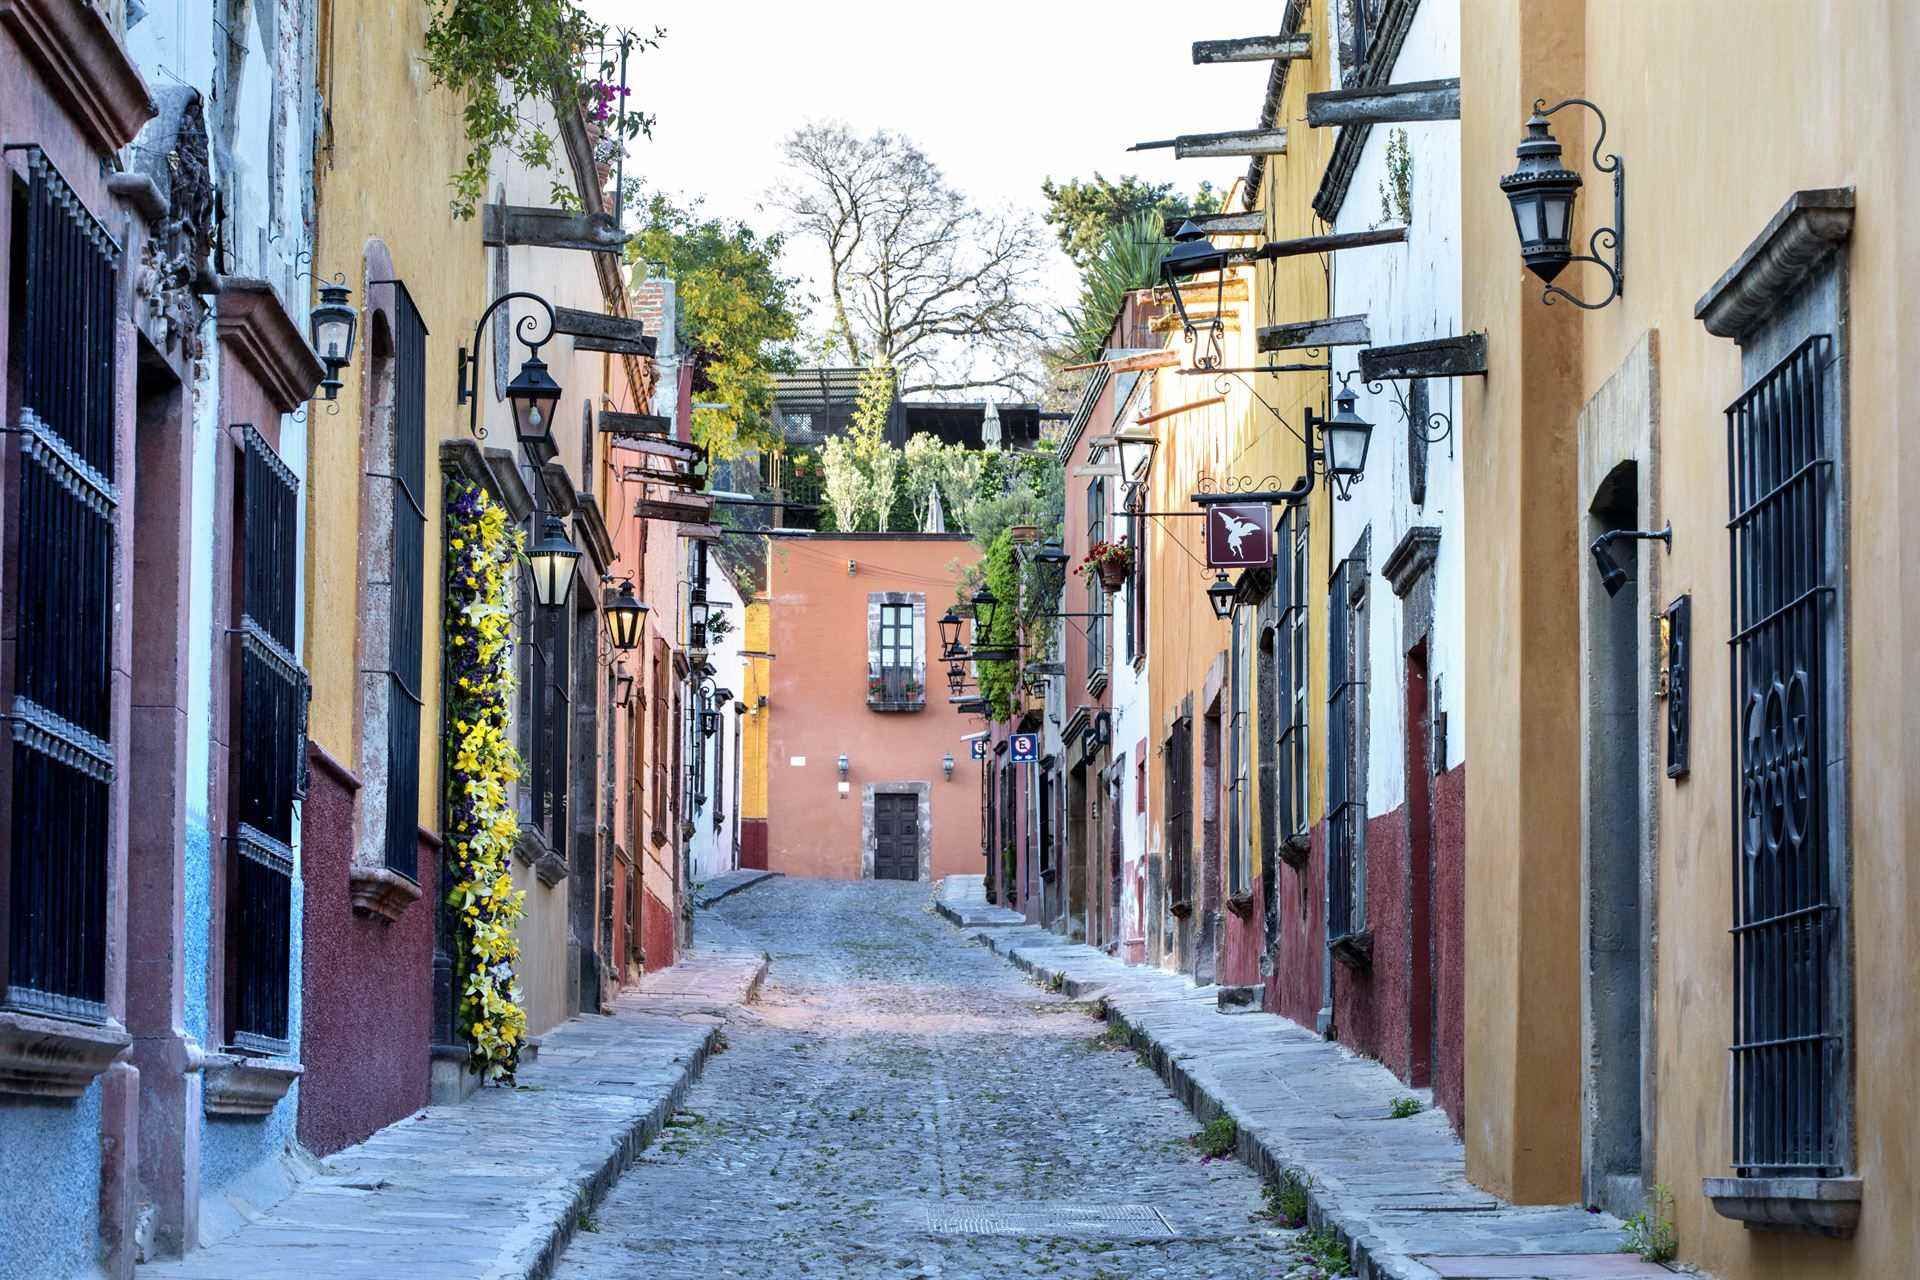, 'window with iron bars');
527,586,570,857
1280,509,1311,844
871,600,918,705
2,148,120,1023
1227,606,1253,897
1163,713,1193,907
383,285,428,877
1727,333,1846,1177
1326,552,1368,944
229,426,308,1054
